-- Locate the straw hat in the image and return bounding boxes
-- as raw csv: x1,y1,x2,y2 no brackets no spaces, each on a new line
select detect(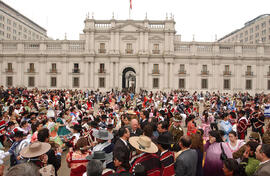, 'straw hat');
129,135,158,154
93,129,114,141
20,142,51,158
